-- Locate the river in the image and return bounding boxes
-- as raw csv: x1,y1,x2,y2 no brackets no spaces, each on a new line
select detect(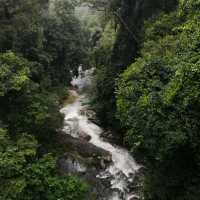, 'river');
60,67,140,200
